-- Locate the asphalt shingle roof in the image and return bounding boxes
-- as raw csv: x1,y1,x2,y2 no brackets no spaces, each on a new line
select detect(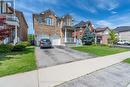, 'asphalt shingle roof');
95,27,109,32
114,26,130,32
74,21,91,28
